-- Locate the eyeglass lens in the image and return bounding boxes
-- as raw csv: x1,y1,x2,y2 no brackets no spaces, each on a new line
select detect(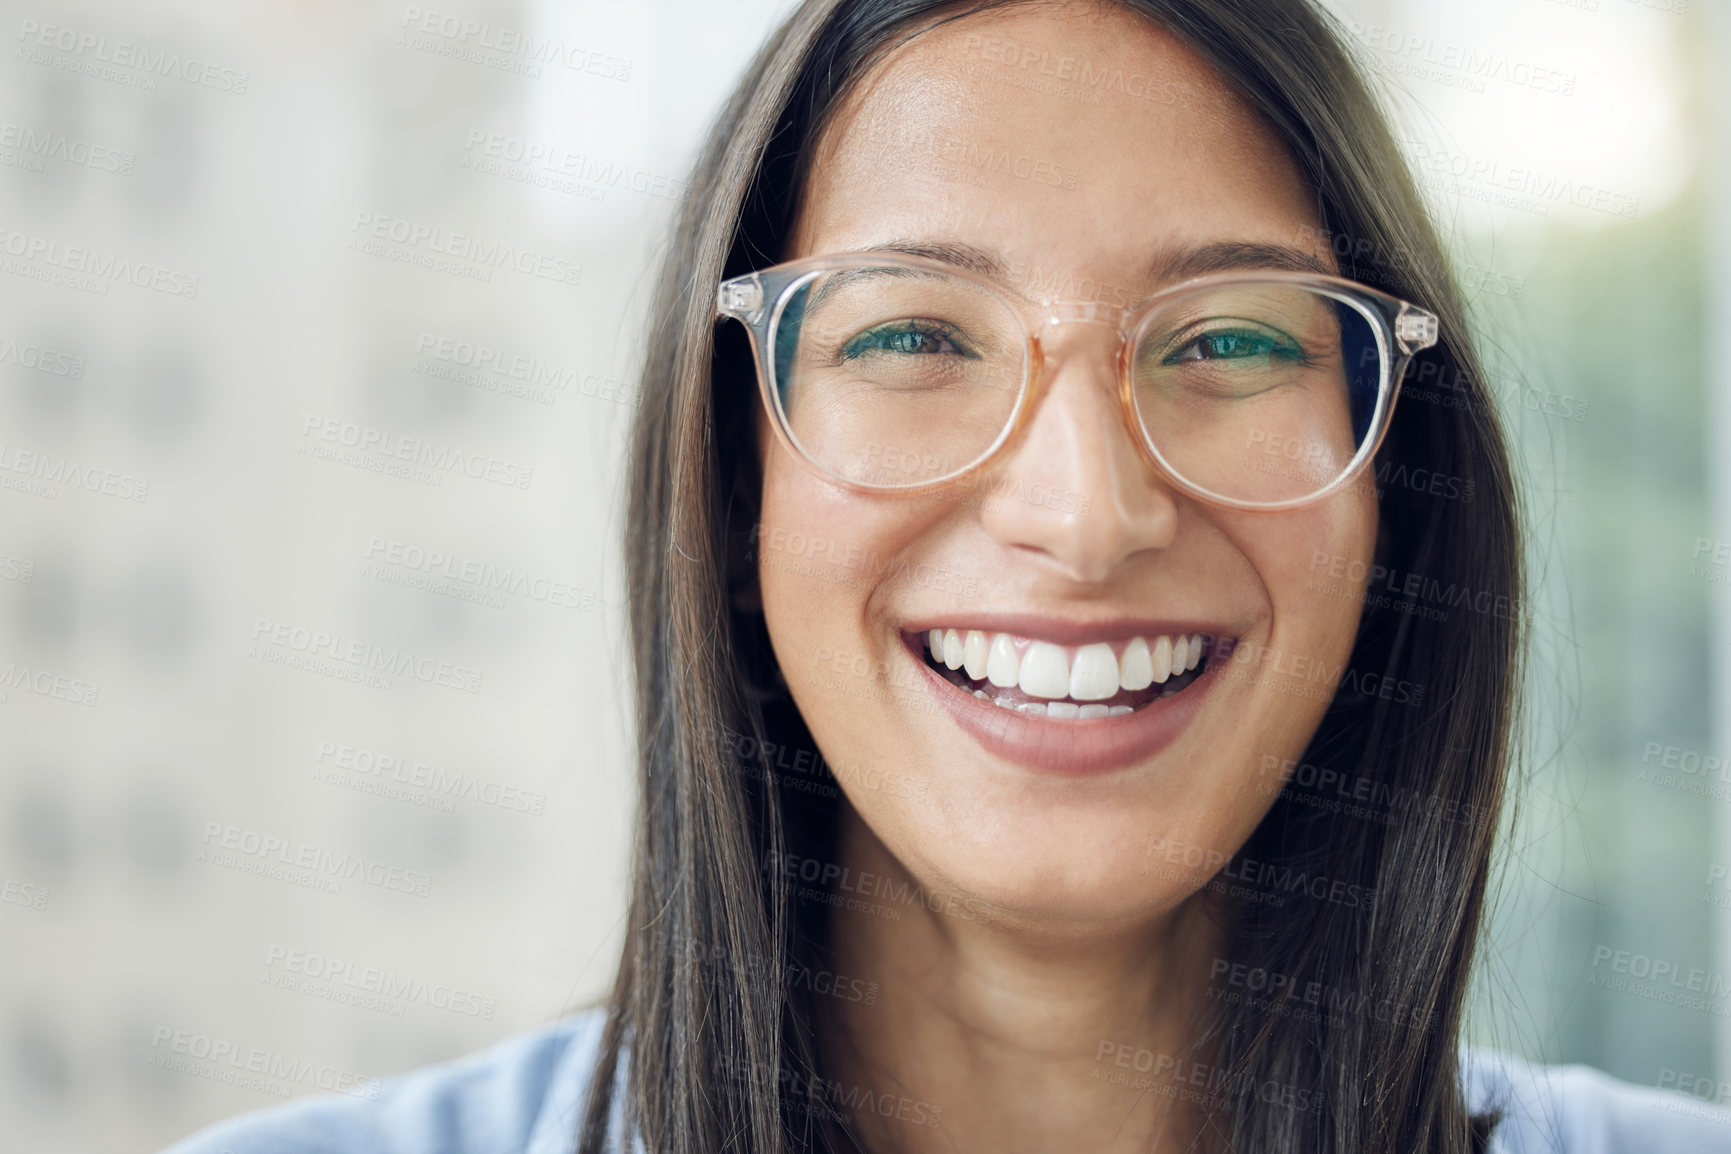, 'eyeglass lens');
769,265,1385,503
